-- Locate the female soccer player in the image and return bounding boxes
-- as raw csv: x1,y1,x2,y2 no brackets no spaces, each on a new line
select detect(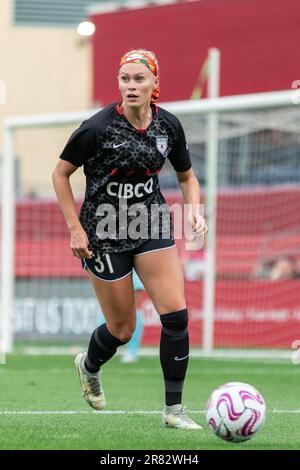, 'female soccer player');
52,49,207,429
